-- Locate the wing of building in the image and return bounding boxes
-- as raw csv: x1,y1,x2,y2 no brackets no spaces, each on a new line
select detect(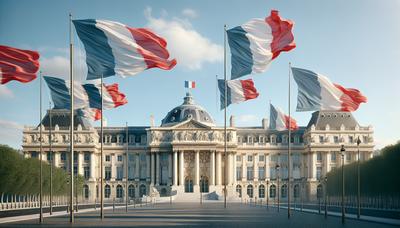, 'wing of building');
22,93,374,202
